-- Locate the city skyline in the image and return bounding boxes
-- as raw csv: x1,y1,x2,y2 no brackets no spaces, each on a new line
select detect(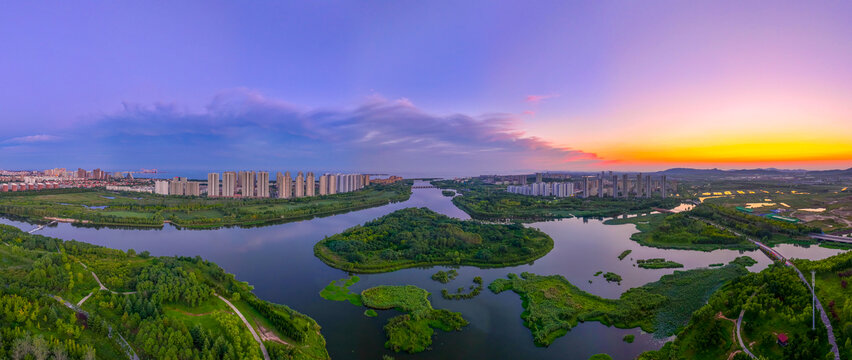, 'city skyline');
2,1,851,175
